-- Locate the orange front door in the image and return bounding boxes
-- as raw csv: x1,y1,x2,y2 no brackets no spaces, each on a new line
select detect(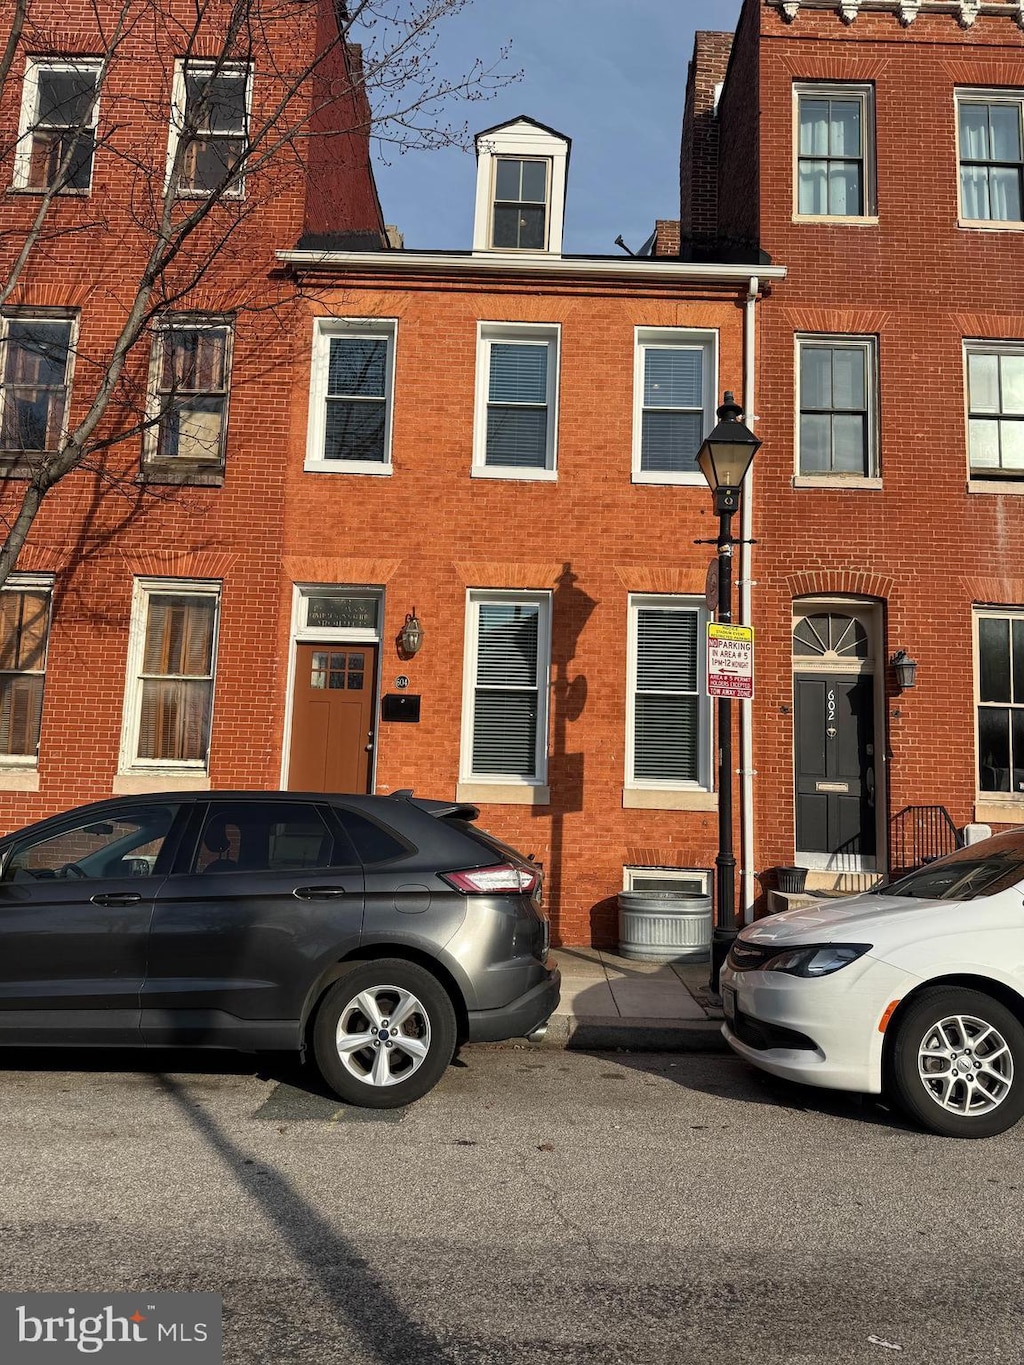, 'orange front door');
287,644,377,793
